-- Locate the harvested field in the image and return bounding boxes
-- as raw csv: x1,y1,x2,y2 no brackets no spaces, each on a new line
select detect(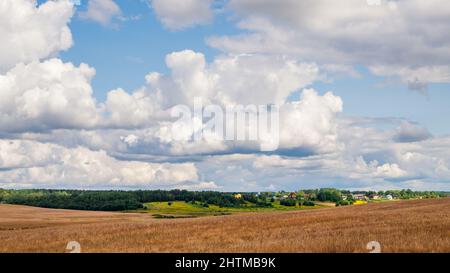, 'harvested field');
0,198,448,253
